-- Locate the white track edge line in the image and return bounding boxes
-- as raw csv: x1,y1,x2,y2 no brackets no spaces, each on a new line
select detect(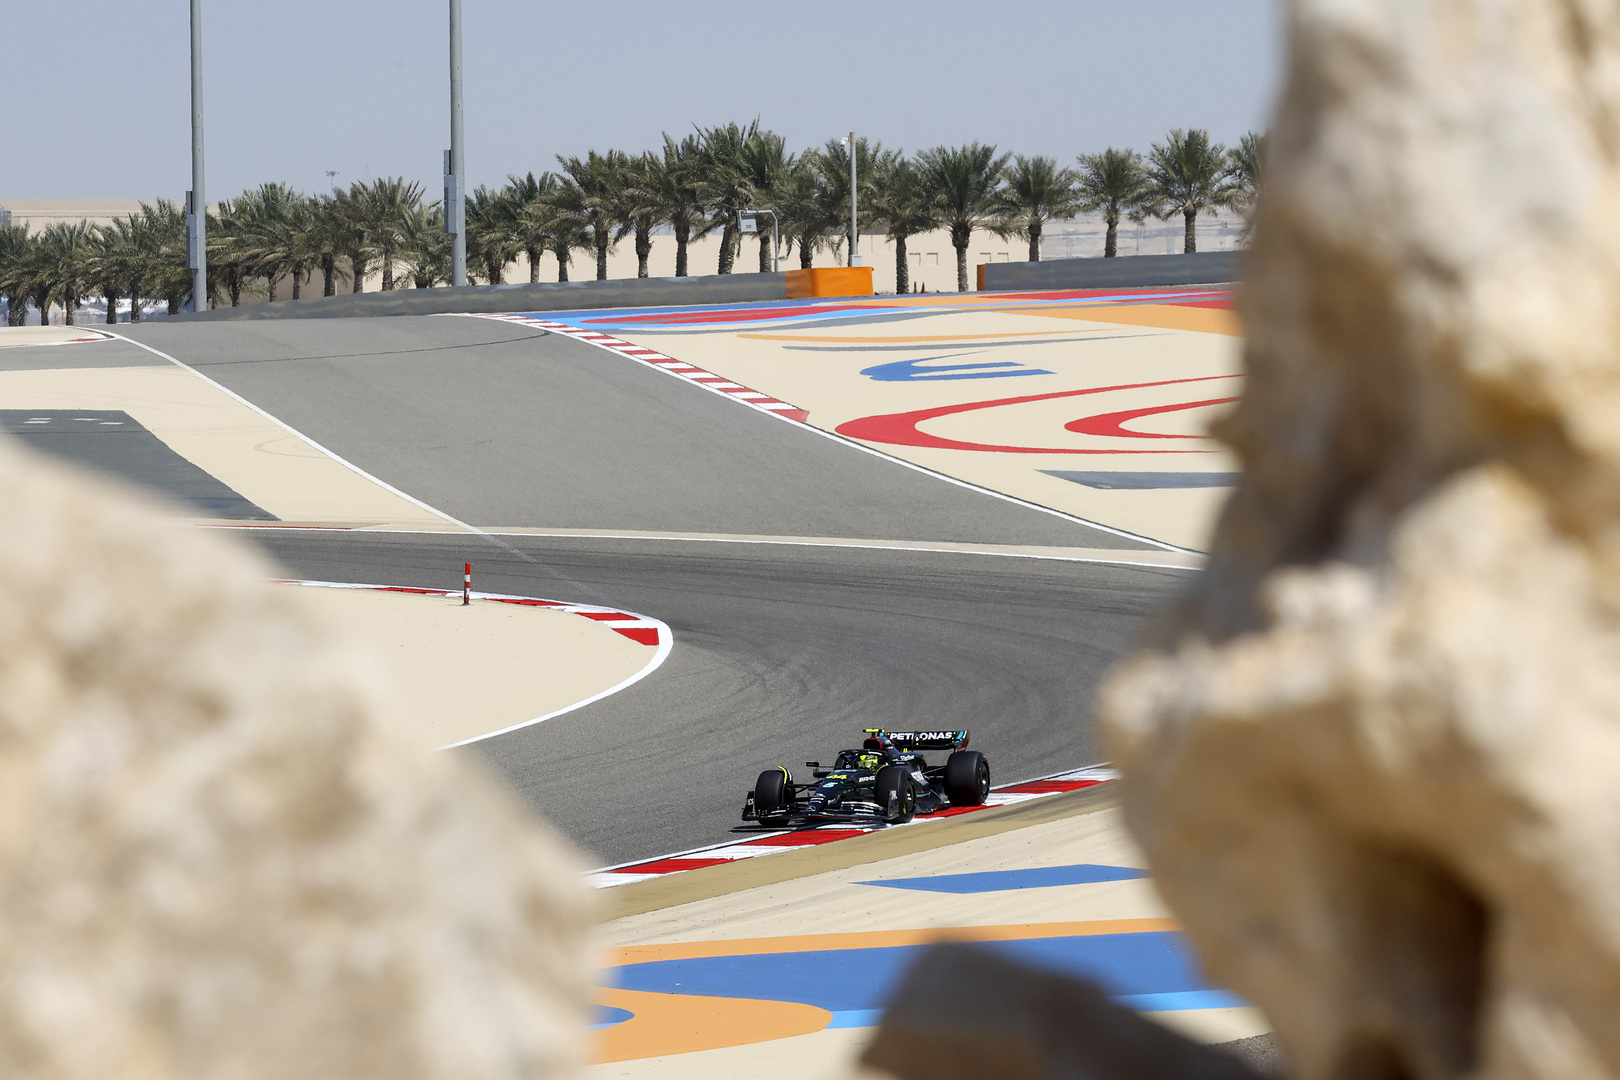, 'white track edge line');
273,579,673,751
104,330,482,535
204,524,1202,571
453,313,1196,555
587,763,1118,874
